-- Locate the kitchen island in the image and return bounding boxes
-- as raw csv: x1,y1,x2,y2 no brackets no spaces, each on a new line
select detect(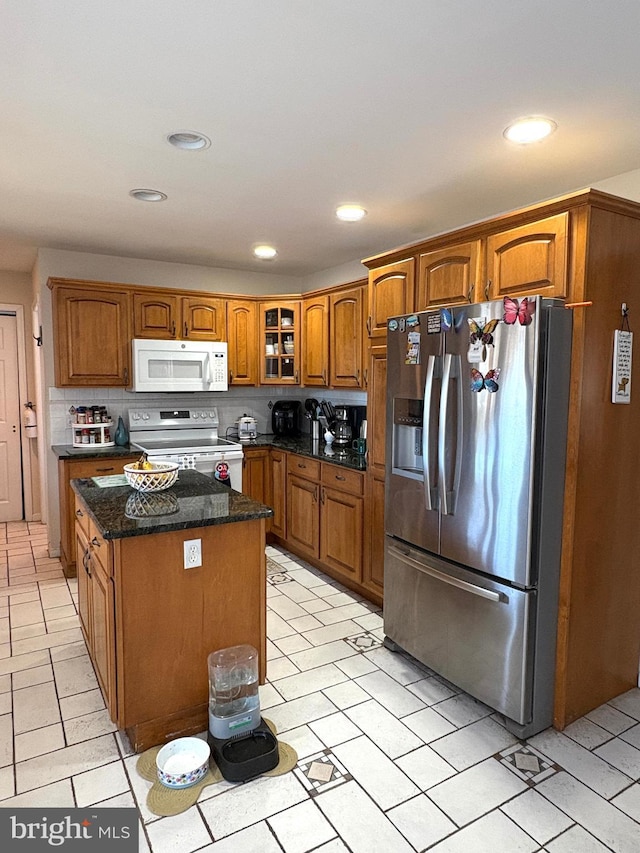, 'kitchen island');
71,470,273,752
